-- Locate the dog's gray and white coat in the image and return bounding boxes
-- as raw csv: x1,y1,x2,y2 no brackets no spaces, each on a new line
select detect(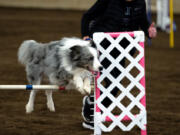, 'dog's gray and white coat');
18,37,101,113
